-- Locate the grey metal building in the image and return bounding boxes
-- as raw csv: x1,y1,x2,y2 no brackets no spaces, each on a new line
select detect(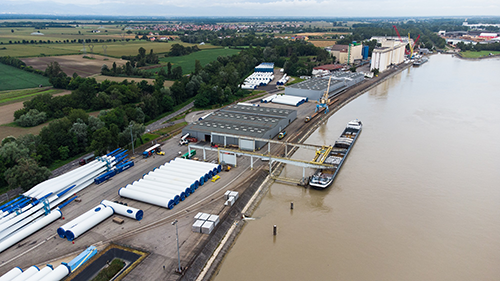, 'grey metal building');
182,104,297,151
285,72,364,100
